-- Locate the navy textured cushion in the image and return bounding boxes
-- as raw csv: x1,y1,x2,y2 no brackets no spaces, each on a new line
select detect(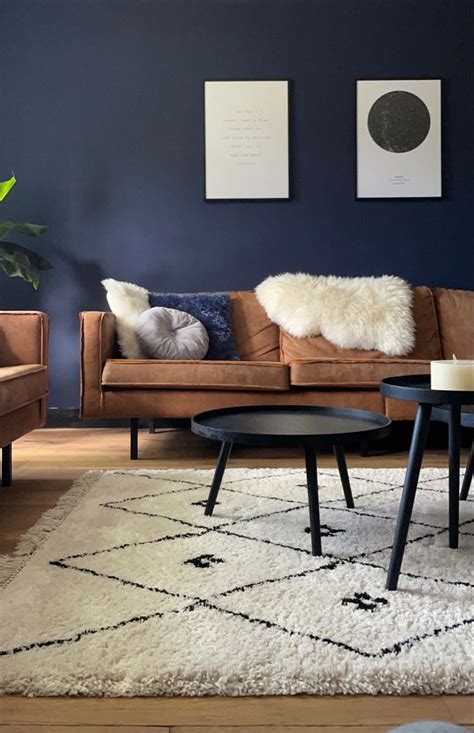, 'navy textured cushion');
148,292,239,361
